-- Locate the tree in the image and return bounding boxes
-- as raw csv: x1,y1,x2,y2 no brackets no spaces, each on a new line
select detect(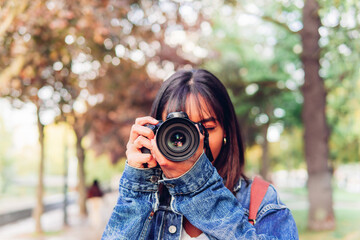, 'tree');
300,0,335,230
0,0,86,230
